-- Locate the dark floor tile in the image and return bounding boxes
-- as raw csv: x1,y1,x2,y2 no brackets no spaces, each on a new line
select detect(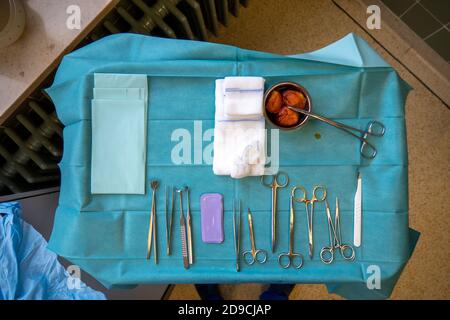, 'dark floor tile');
420,0,450,24
425,28,450,60
382,0,416,16
401,3,442,37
